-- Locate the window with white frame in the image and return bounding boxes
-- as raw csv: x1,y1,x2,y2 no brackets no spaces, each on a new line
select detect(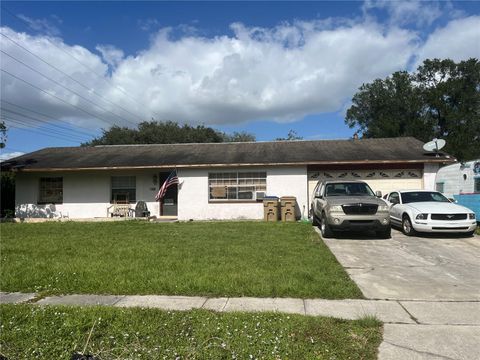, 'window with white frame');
208,172,267,201
474,178,480,193
111,176,136,203
38,177,63,204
